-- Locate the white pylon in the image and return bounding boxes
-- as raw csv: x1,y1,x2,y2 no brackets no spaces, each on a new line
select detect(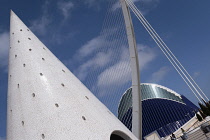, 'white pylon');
7,11,138,140
120,0,142,139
